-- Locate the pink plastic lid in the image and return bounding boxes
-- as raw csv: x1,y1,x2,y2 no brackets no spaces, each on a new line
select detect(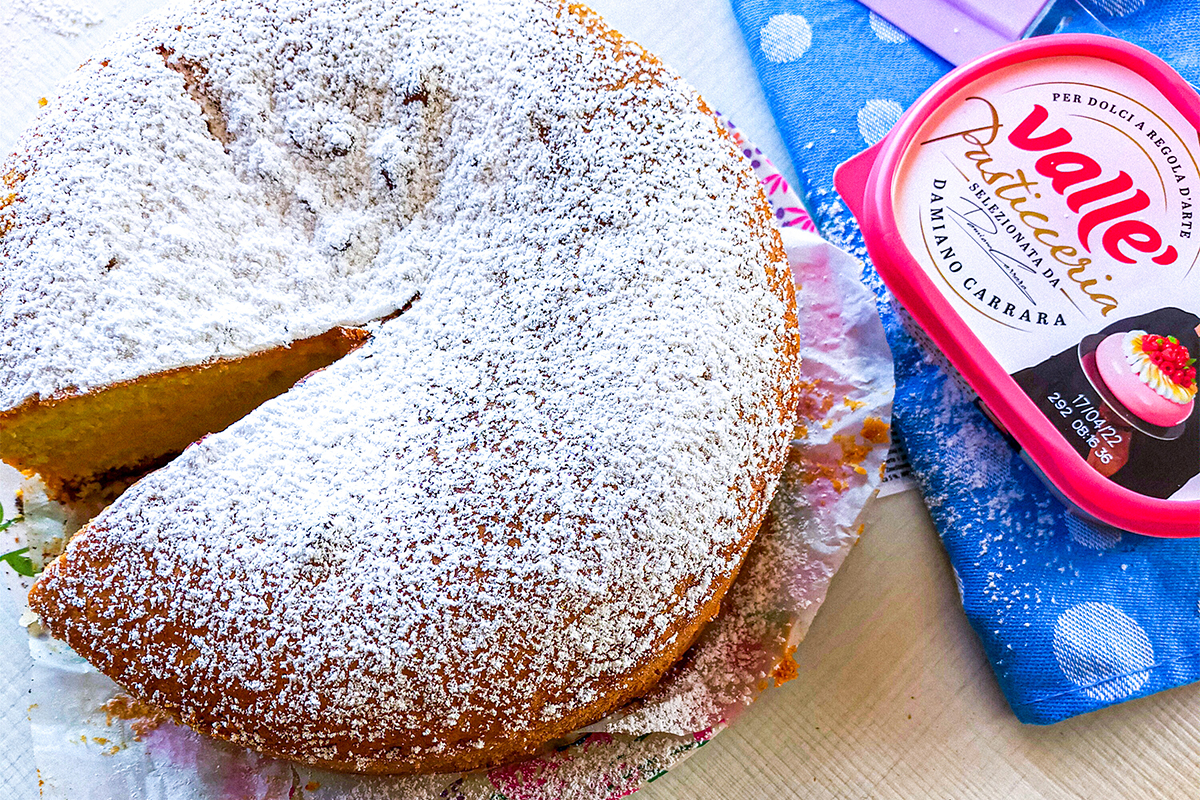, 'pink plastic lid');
836,34,1200,537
